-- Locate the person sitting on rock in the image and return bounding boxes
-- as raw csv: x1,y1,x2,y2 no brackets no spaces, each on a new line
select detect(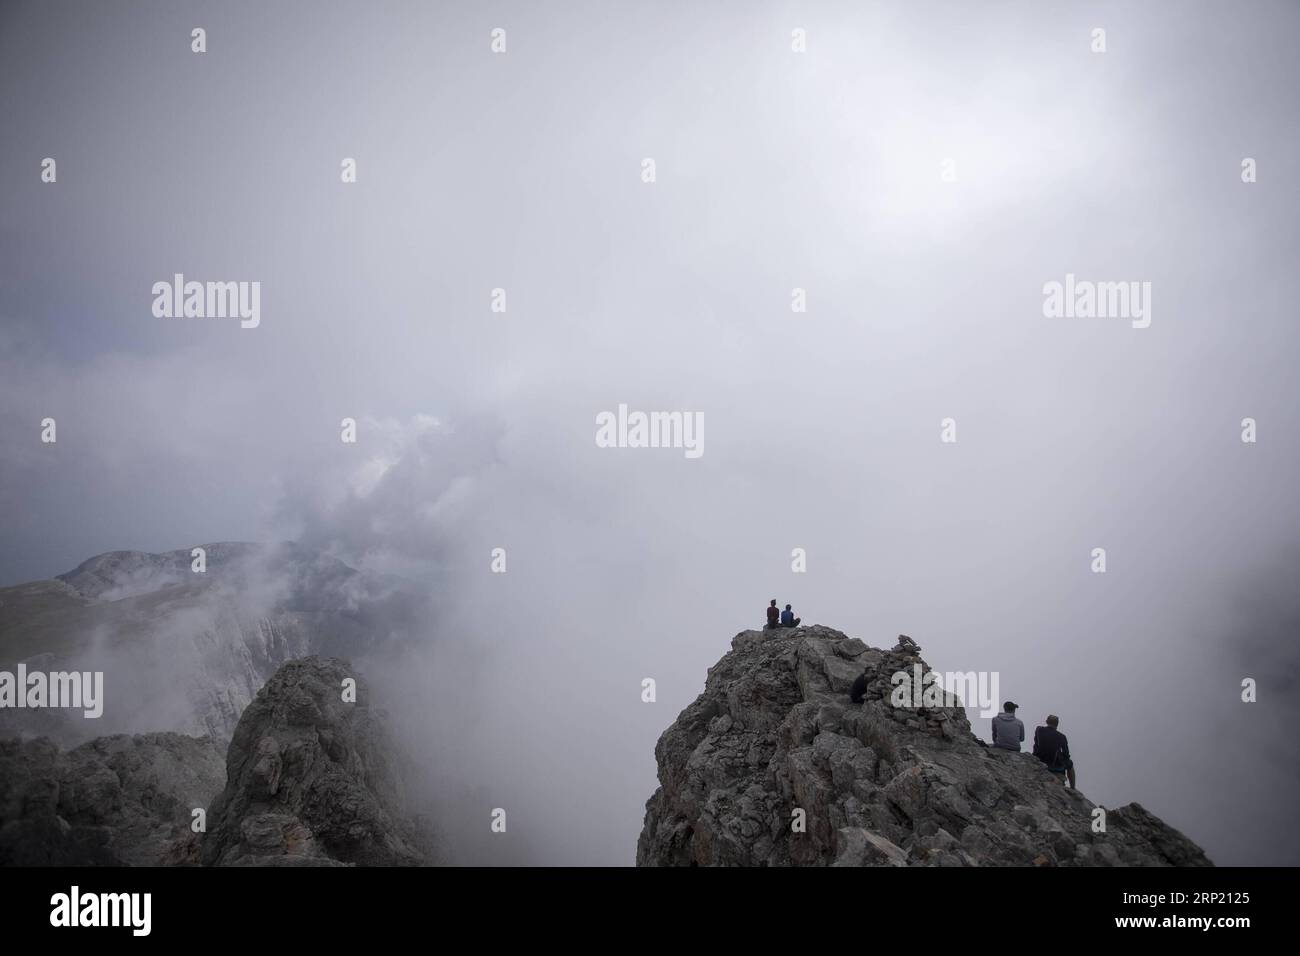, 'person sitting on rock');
850,669,869,704
991,701,1024,751
1032,714,1077,788
780,604,801,628
765,599,780,629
